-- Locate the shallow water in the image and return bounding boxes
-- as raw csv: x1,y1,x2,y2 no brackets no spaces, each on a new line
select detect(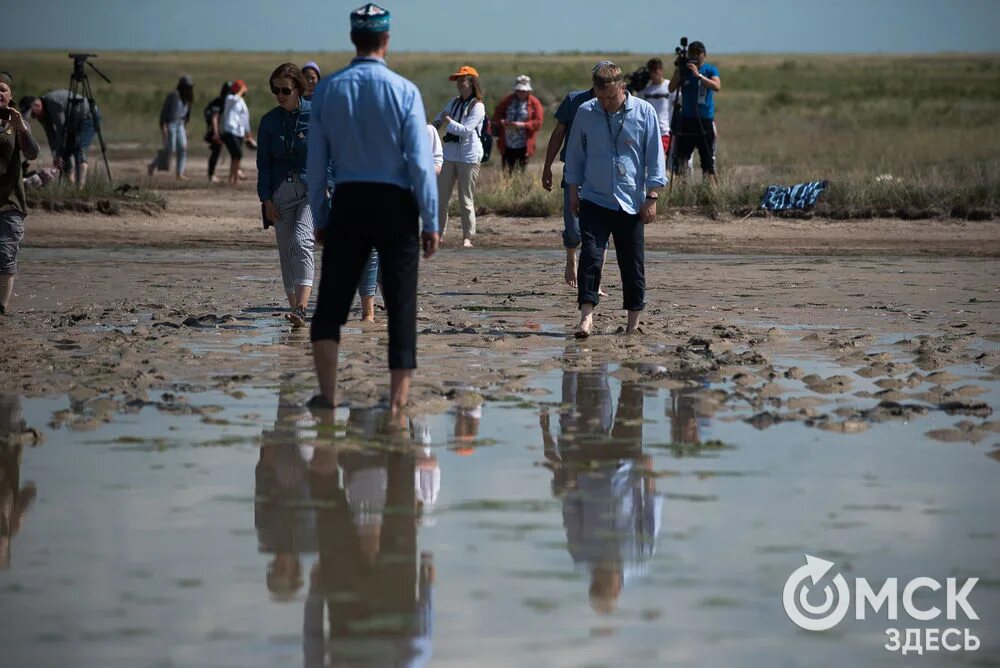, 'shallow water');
2,341,998,667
